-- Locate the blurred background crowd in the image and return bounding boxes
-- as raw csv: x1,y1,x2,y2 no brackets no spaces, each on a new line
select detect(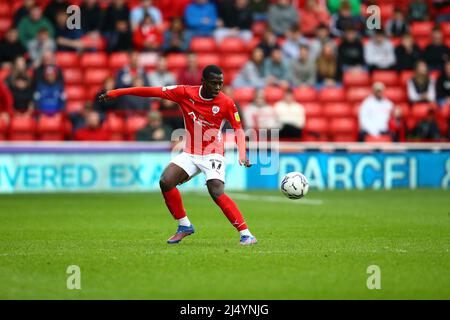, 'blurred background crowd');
0,0,449,142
